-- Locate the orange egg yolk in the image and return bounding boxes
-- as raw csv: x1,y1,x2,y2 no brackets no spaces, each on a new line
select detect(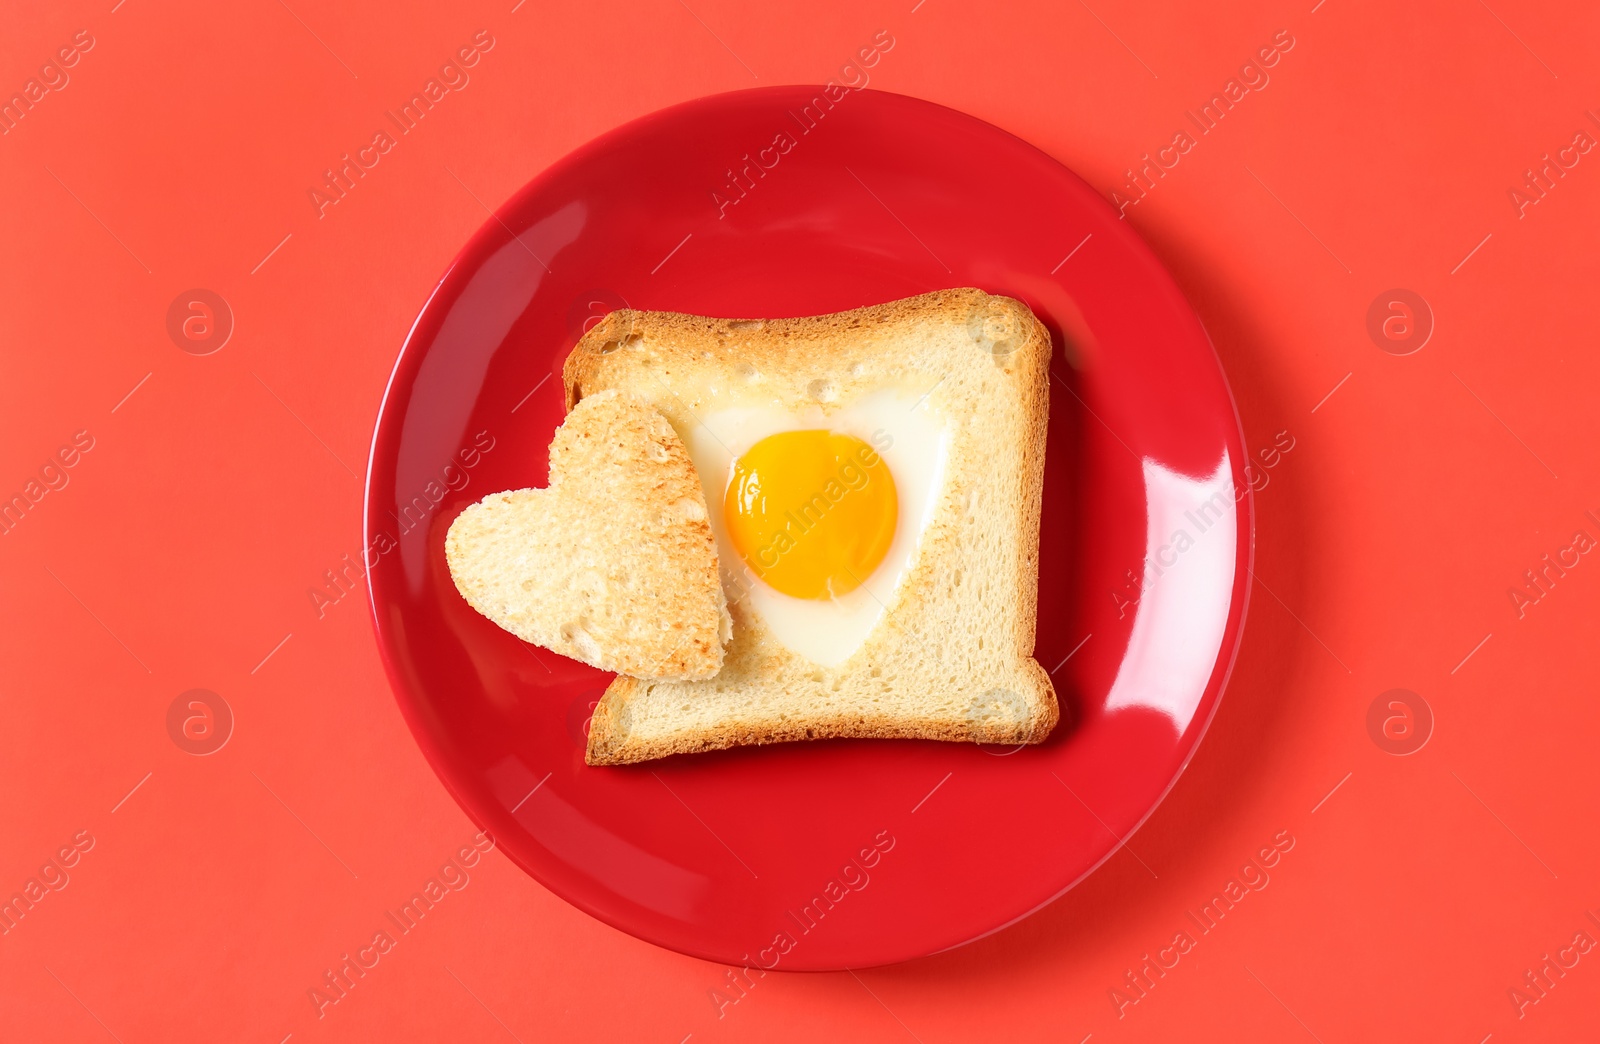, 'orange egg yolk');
724,431,898,600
